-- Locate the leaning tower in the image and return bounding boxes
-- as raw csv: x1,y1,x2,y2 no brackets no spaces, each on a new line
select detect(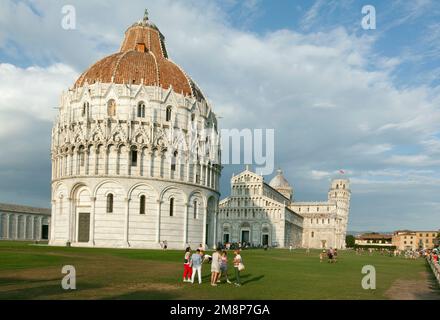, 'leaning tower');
50,11,221,250
328,179,351,249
